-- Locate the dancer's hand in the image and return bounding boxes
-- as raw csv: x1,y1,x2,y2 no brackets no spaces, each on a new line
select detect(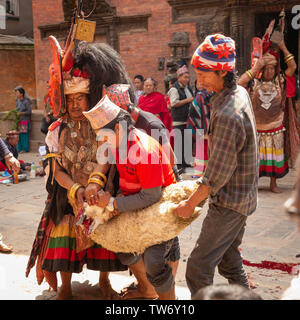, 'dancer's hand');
96,190,111,208
85,183,101,206
76,187,86,210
